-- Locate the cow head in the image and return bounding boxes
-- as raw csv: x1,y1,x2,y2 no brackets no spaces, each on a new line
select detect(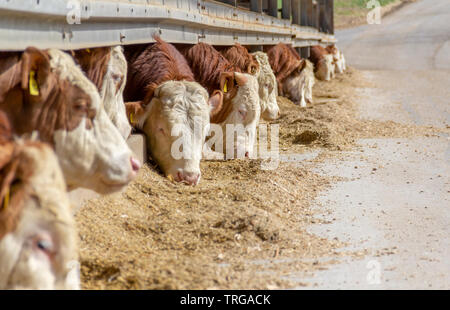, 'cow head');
127,81,215,185
333,50,345,74
282,59,315,107
212,72,260,159
252,52,280,121
72,46,132,139
99,46,132,139
0,47,141,194
315,54,334,81
0,140,78,289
